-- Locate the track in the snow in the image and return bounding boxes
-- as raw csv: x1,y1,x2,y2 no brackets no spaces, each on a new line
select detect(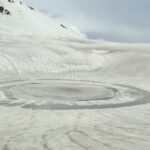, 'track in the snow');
0,79,150,110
